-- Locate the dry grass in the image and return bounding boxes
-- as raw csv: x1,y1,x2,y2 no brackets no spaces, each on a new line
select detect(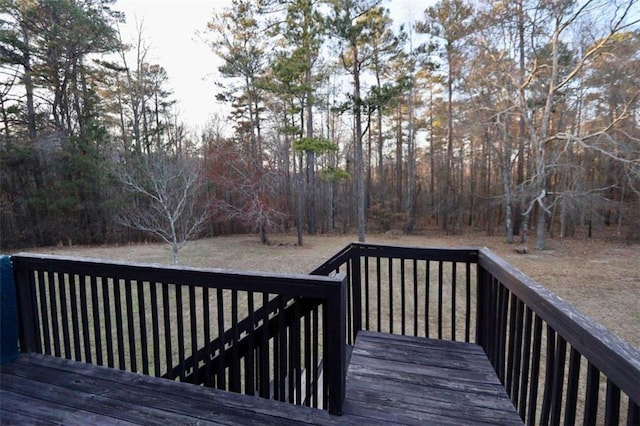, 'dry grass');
32,232,639,348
